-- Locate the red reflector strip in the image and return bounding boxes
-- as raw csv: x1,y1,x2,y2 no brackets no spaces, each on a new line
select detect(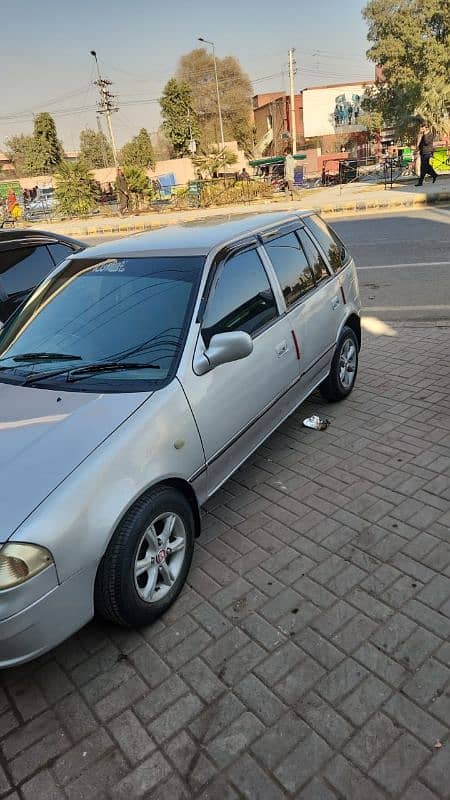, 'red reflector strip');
291,330,300,360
